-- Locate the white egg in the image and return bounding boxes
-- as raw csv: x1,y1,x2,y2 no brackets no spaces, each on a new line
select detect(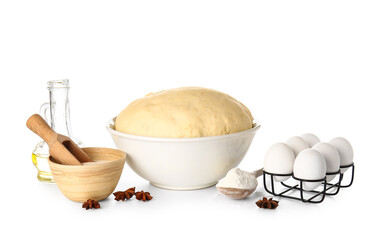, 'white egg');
286,136,310,156
330,137,354,173
312,142,340,181
264,143,295,182
301,133,321,147
293,149,326,190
